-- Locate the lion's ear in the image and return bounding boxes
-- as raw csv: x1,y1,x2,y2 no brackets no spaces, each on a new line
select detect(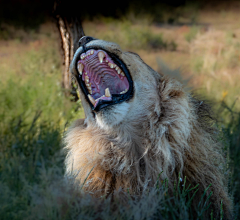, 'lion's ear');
155,76,192,138
158,76,185,102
